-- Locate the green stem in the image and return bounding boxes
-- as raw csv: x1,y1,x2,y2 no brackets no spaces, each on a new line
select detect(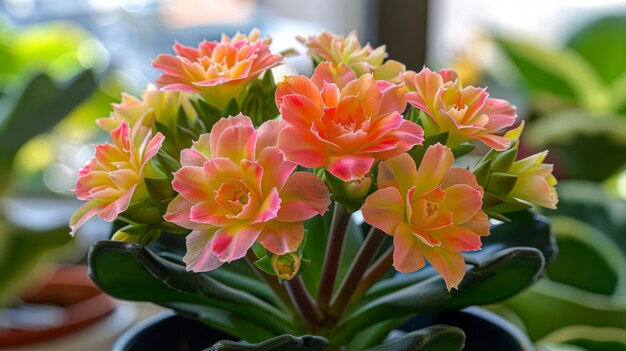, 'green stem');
316,203,351,312
351,246,393,304
245,251,297,317
328,227,387,319
285,275,323,330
